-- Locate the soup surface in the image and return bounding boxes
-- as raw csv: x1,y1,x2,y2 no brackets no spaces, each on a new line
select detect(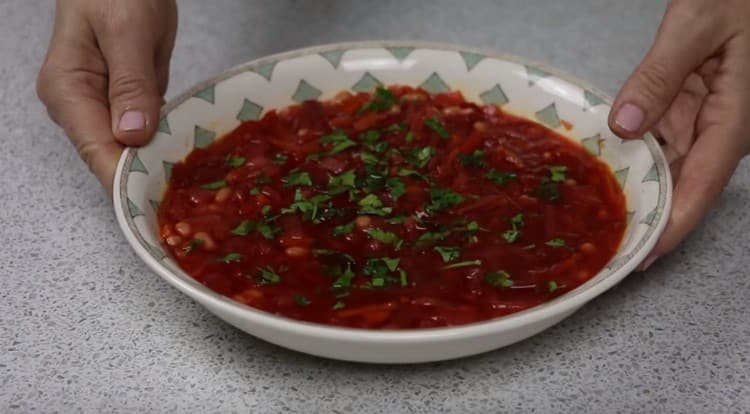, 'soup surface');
158,86,626,329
